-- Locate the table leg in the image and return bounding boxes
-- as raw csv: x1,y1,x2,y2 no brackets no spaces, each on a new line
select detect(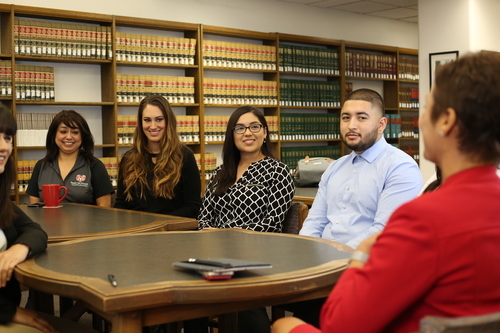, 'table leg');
111,311,143,333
